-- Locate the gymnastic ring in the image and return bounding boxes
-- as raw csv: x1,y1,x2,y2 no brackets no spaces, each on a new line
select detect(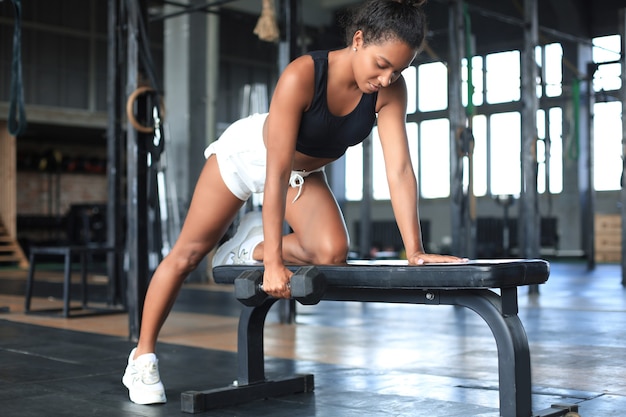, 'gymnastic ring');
126,86,165,134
